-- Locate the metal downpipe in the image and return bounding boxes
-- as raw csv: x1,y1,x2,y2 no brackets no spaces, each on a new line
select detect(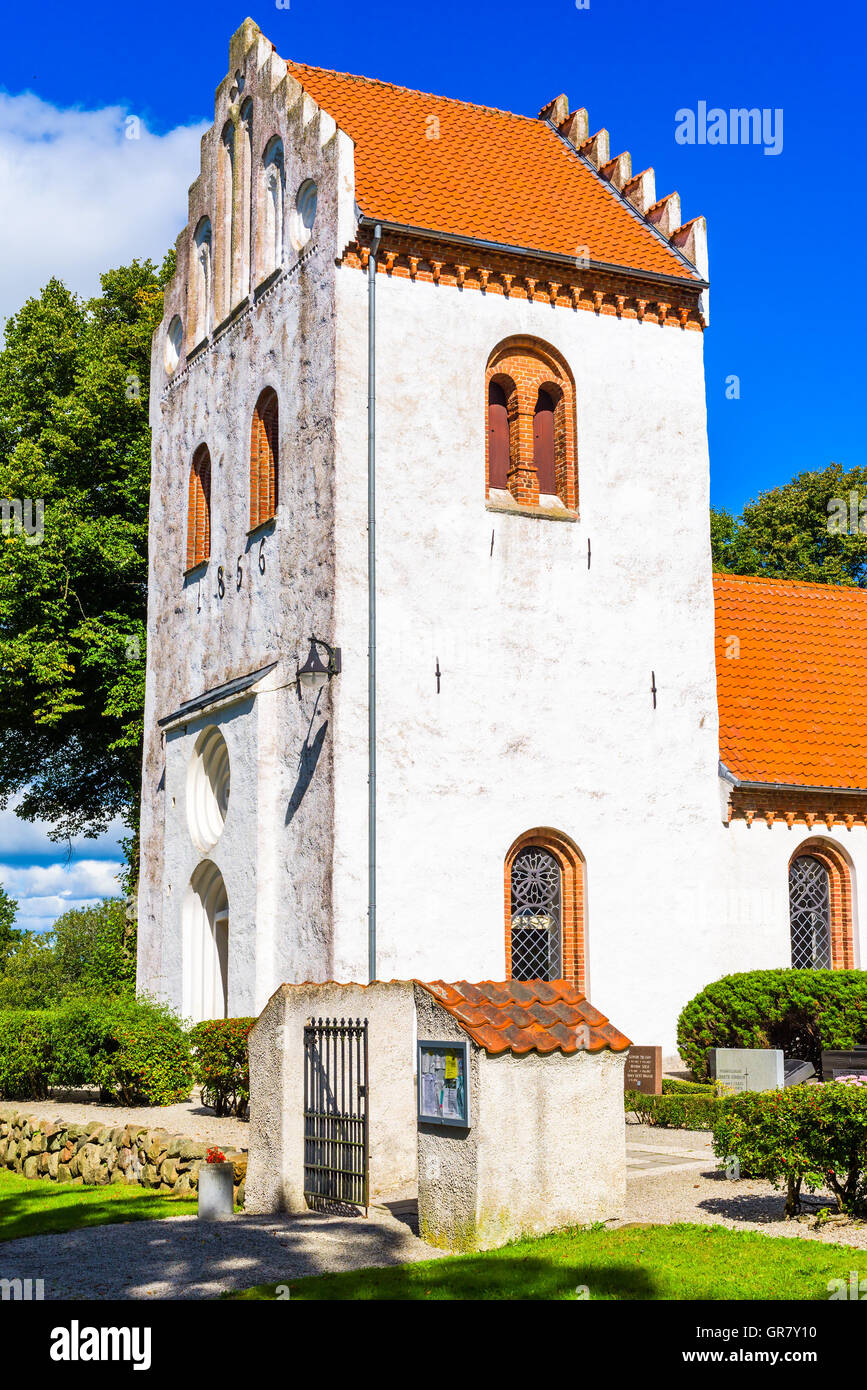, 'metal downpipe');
367,224,381,982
